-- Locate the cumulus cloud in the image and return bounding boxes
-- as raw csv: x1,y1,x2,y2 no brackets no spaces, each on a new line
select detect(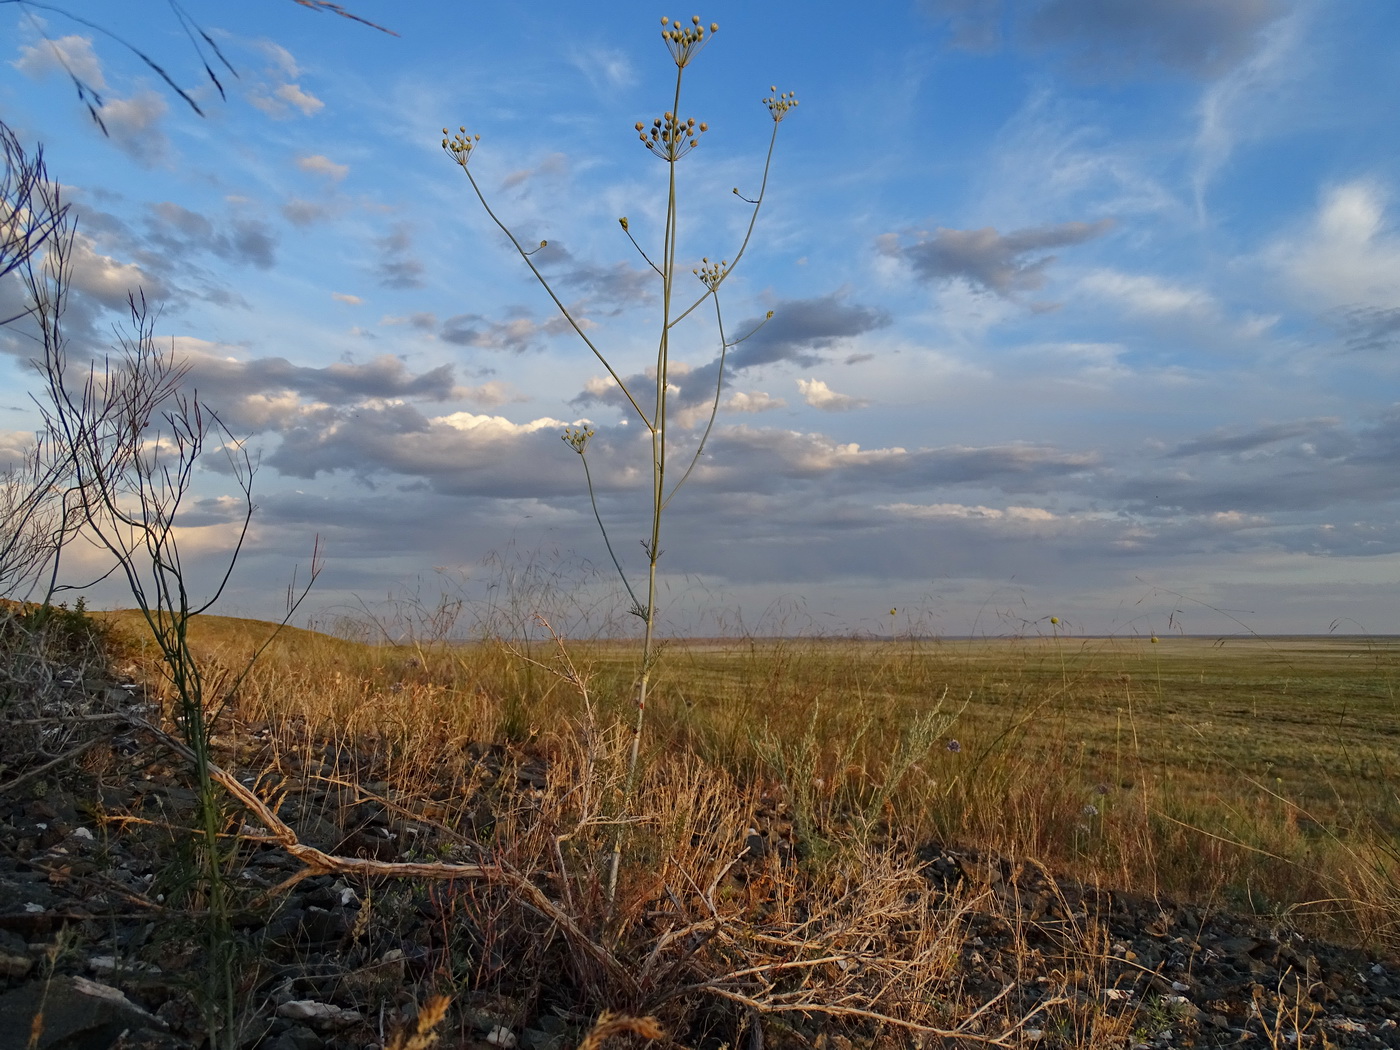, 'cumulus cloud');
724,391,785,414
797,378,868,412
439,309,577,354
13,36,169,163
100,90,170,164
246,42,324,119
174,346,464,432
878,219,1114,300
570,293,888,421
13,33,105,88
66,230,166,309
1117,409,1400,517
251,82,325,119
147,203,277,269
728,293,891,372
256,41,301,78
710,427,1097,490
534,242,655,314
262,400,590,499
297,154,348,180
